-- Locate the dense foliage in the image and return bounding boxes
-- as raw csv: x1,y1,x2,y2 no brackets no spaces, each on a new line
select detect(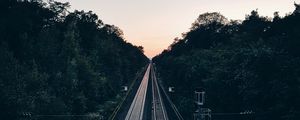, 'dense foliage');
0,0,148,119
153,4,300,120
